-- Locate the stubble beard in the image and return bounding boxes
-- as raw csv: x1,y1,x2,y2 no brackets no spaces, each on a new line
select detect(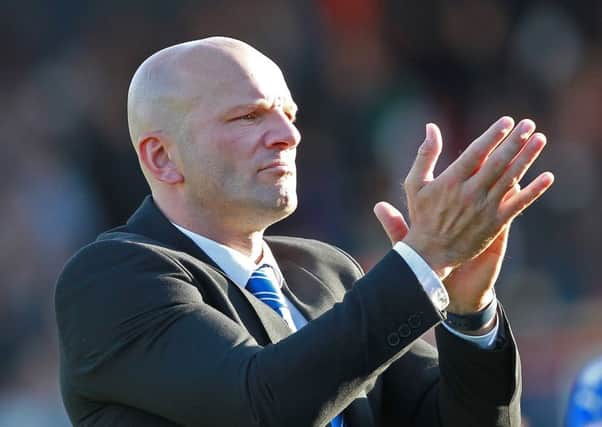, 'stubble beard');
202,172,298,233
256,174,298,222
240,169,297,229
